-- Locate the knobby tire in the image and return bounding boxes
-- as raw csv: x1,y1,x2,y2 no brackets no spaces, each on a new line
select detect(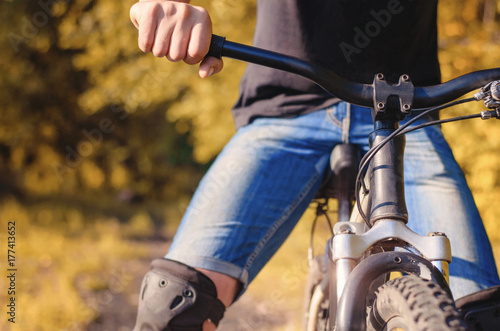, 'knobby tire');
367,275,467,331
